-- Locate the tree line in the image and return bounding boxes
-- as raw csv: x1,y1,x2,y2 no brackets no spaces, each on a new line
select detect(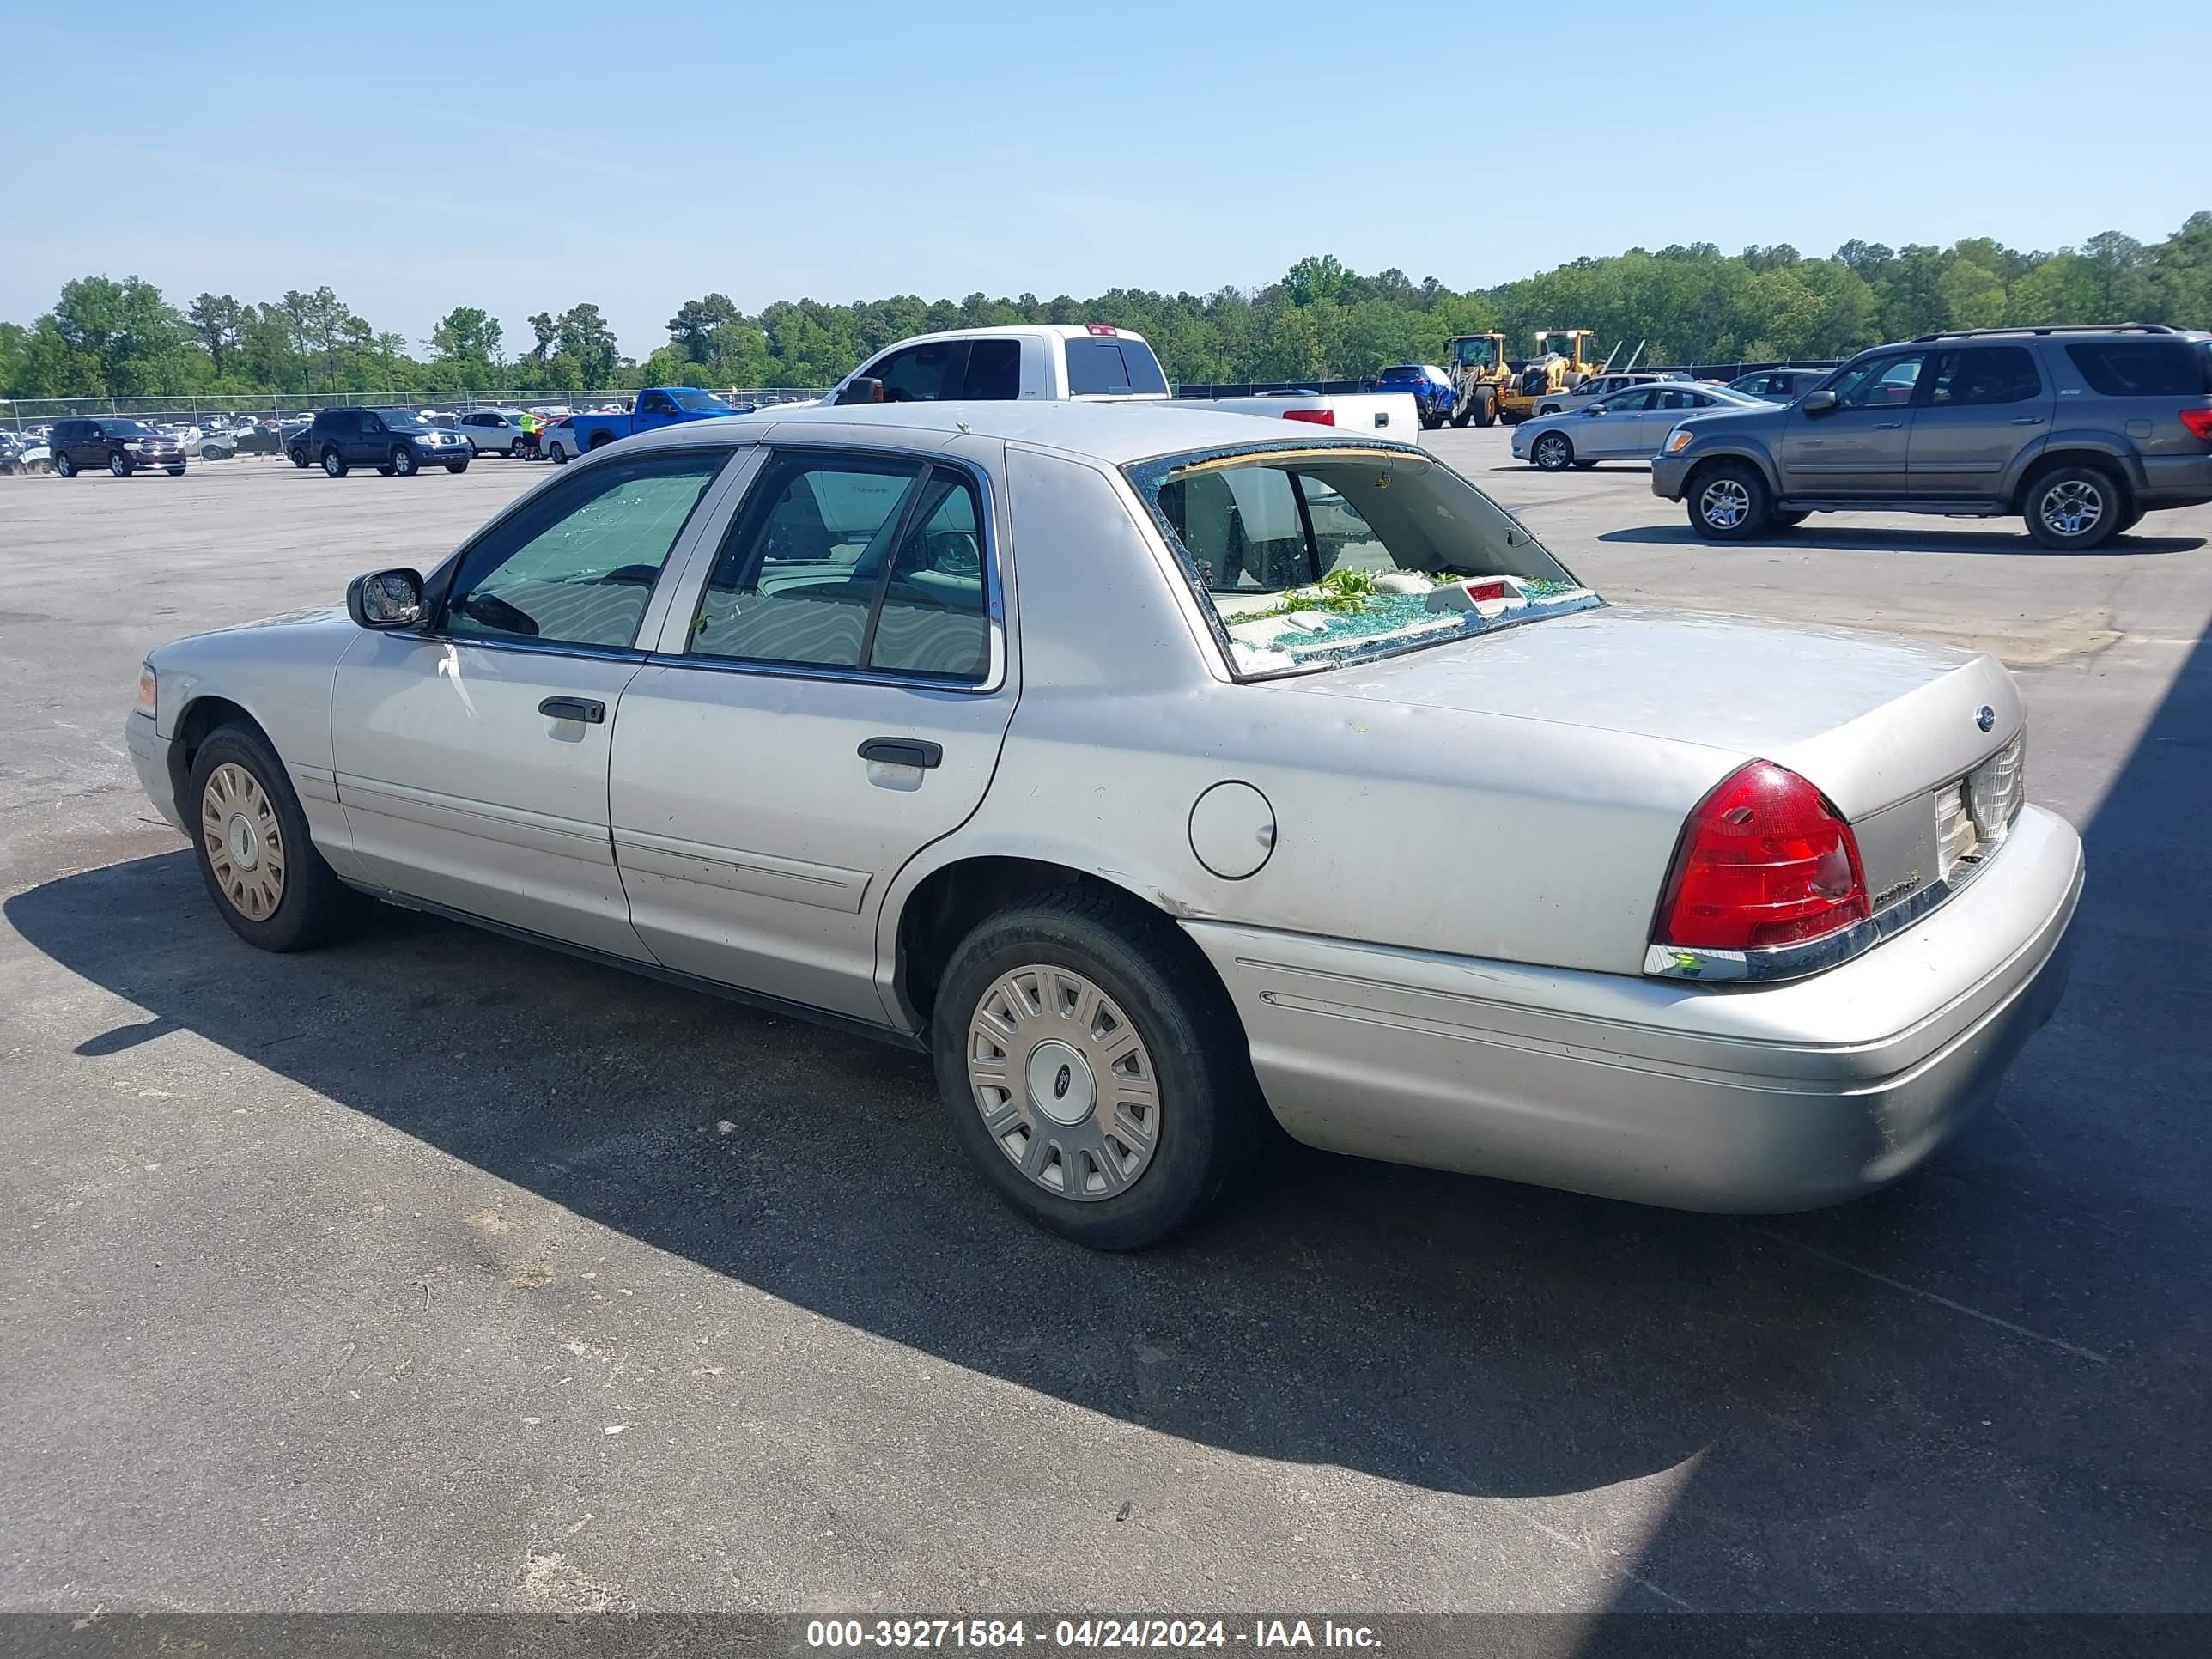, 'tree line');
4,215,2207,402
